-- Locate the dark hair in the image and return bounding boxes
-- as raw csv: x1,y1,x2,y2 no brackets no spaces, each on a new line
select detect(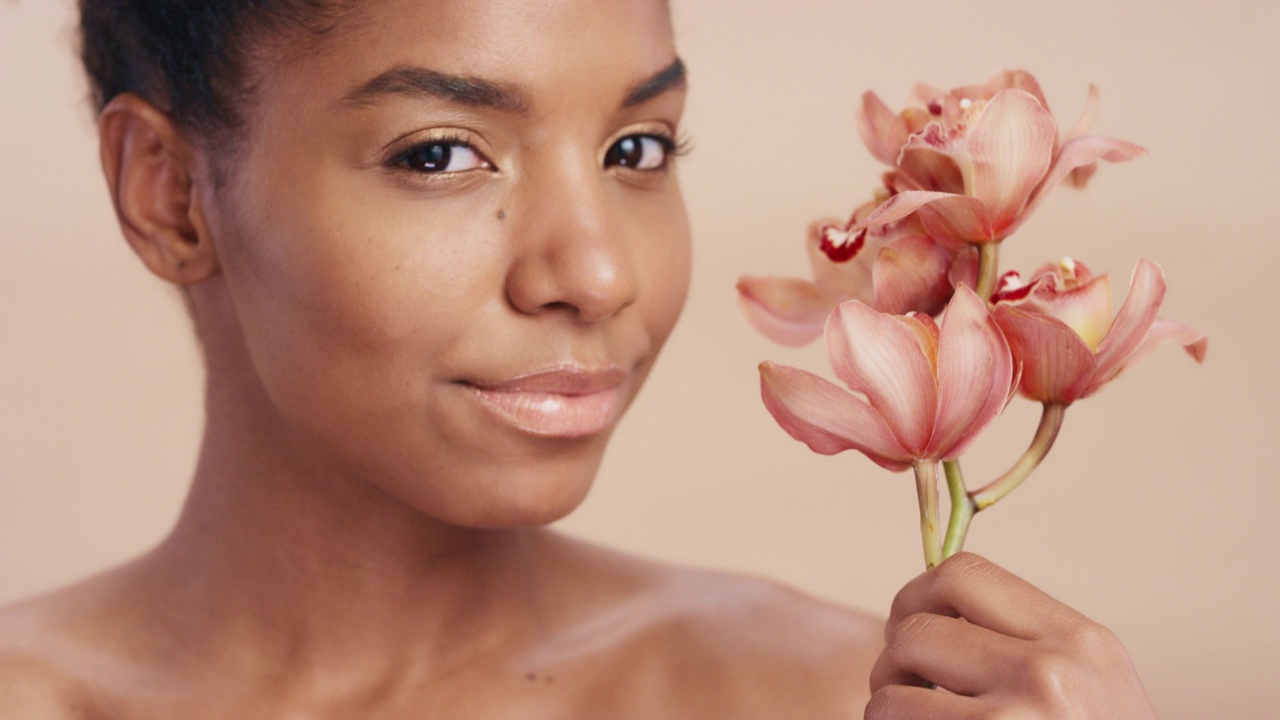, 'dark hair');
78,1,352,149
